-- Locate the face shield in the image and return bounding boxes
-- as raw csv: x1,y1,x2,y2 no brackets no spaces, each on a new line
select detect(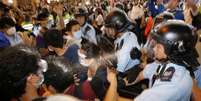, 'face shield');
144,36,158,60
